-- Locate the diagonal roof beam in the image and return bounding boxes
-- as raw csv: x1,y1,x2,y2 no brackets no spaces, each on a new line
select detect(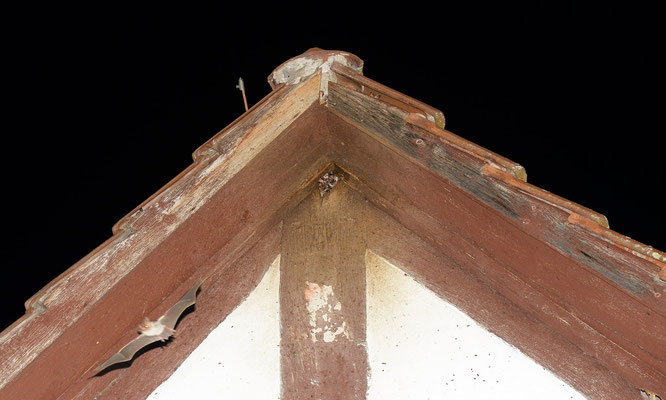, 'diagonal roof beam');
1,48,663,399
